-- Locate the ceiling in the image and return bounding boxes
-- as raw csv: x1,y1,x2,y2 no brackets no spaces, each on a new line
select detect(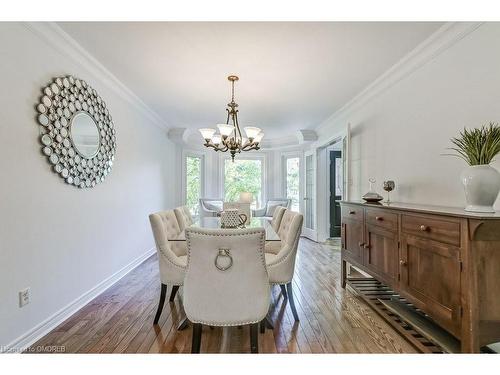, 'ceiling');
58,22,443,140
